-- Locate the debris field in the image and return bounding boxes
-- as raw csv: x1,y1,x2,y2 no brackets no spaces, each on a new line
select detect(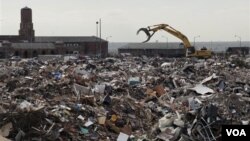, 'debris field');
0,56,250,141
